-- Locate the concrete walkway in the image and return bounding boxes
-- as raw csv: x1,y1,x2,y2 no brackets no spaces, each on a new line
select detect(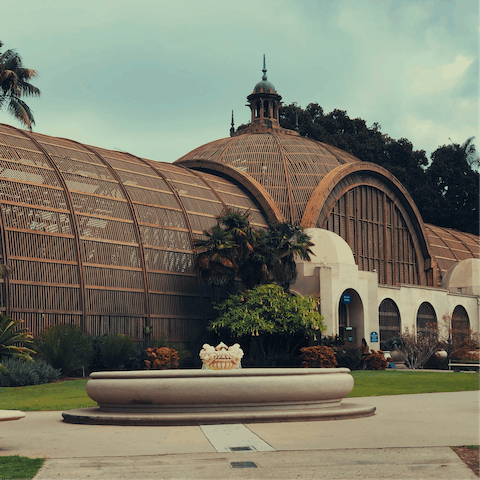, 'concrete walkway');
0,391,478,479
